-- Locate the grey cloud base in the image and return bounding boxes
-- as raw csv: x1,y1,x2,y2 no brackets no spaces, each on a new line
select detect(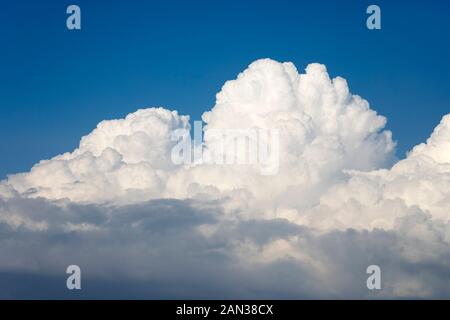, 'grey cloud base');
1,197,449,299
